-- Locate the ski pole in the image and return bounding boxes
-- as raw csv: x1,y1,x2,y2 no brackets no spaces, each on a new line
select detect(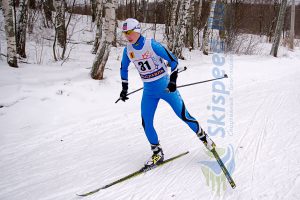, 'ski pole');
115,66,188,103
177,74,228,89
